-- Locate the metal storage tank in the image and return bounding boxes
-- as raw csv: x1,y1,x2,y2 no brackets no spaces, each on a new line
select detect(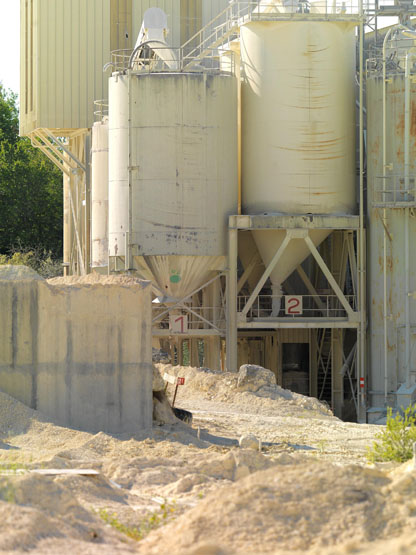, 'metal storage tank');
108,70,238,298
91,118,109,270
367,28,416,412
240,20,356,296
